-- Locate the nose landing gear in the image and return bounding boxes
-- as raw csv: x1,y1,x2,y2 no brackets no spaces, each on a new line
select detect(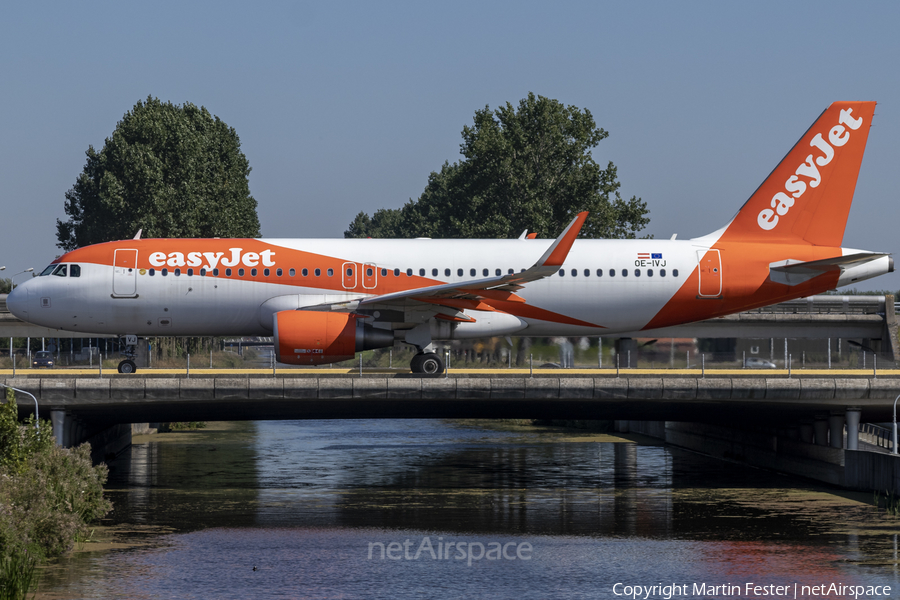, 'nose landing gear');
117,334,139,374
